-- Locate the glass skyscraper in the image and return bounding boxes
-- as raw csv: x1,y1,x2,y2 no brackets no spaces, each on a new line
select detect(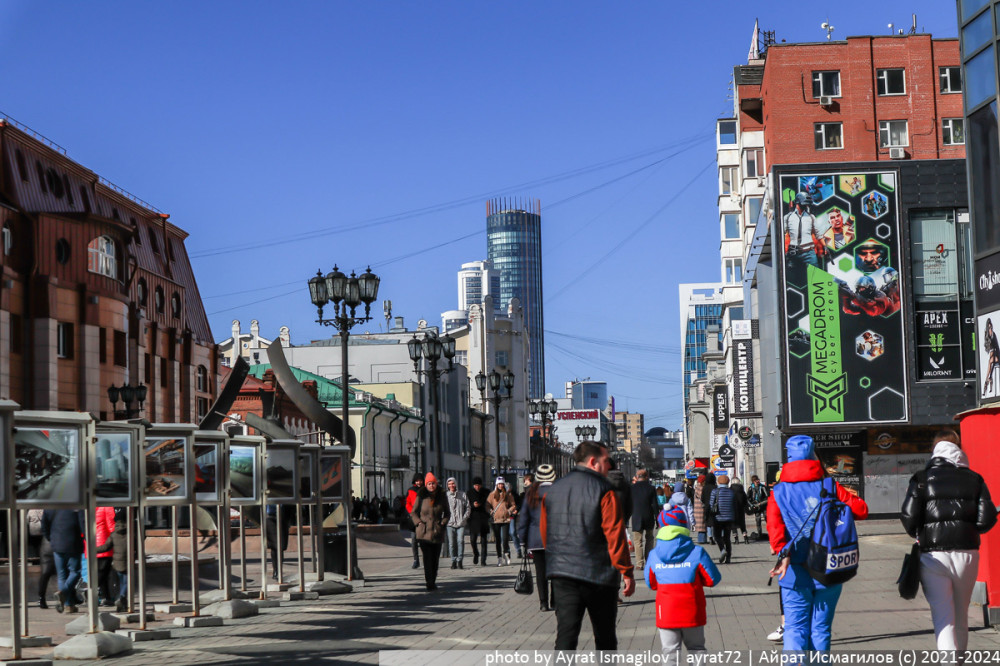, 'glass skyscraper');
487,198,544,398
678,283,724,418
